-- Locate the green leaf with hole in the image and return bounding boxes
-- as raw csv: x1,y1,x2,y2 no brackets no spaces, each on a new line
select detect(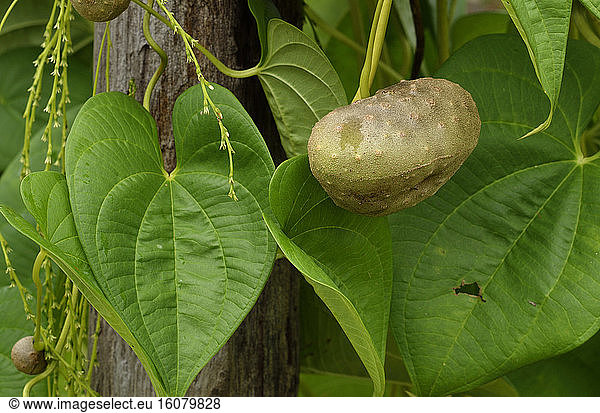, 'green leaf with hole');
264,154,392,396
20,82,275,397
500,0,571,138
256,18,347,157
389,34,600,396
299,279,517,397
